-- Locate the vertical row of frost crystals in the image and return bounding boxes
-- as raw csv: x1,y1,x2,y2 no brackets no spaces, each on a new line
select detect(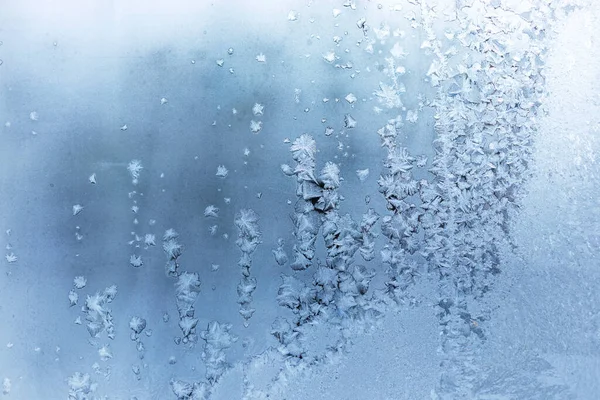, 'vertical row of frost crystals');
283,134,322,271
376,118,423,305
234,209,261,327
274,134,382,365
162,229,202,346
